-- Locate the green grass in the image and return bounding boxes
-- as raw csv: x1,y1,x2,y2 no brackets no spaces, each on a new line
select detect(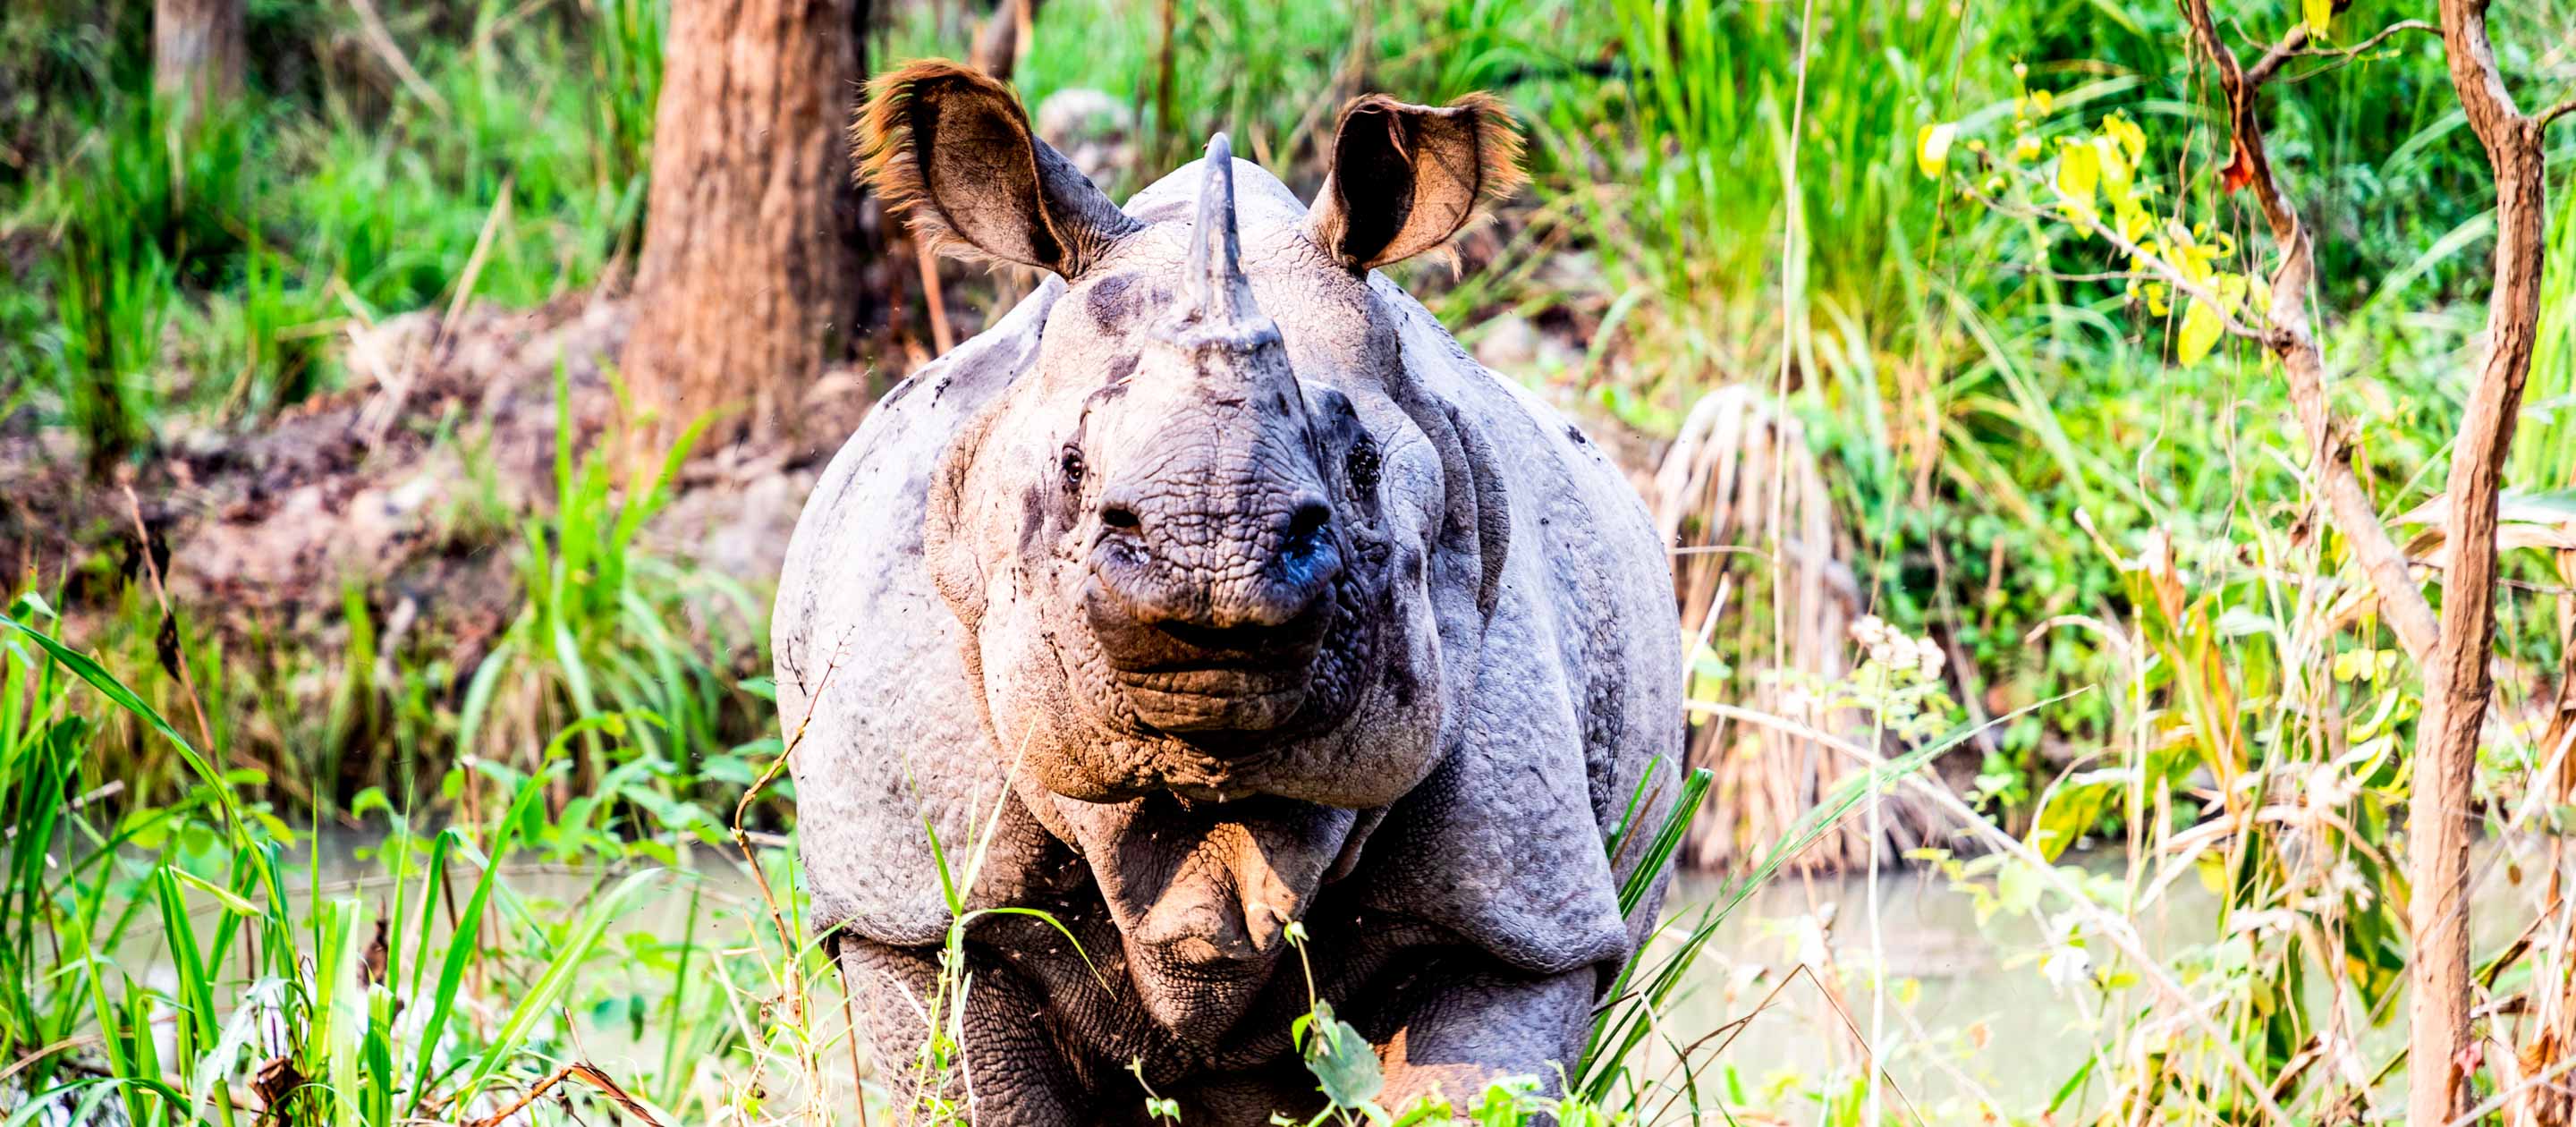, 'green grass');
0,592,808,1125
4,1,658,462
3,0,2574,1122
